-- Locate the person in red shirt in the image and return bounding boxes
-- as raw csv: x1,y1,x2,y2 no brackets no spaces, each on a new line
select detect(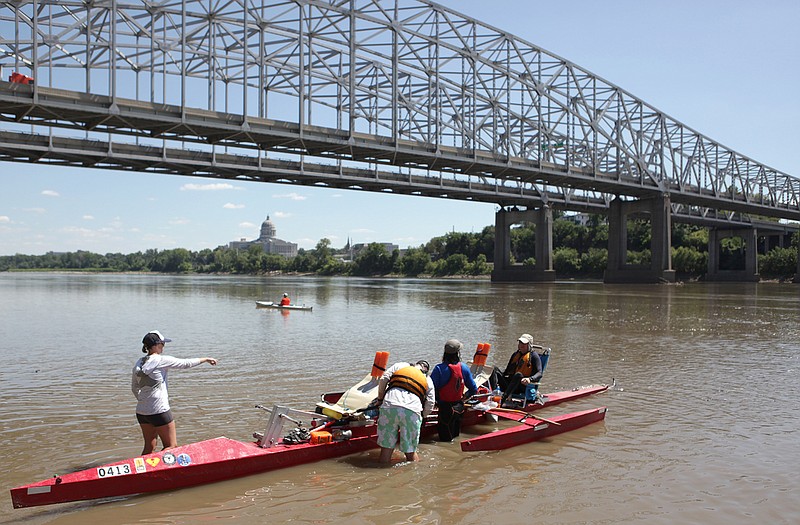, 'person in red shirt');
280,293,291,306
